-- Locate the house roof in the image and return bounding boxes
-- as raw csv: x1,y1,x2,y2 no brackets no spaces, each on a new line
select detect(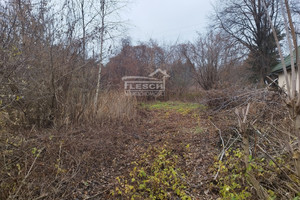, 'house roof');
272,46,300,73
